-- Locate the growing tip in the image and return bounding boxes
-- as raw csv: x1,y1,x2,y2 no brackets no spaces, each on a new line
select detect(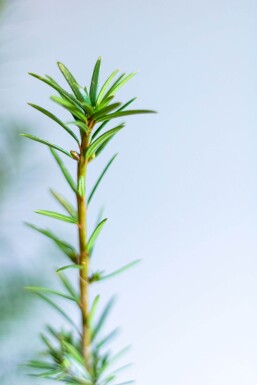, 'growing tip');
57,61,65,69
